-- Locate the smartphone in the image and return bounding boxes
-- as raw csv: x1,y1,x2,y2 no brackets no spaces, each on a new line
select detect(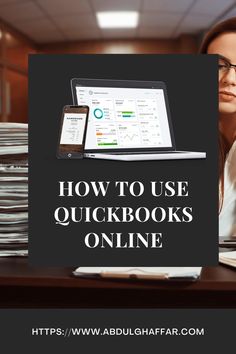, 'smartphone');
57,105,89,159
